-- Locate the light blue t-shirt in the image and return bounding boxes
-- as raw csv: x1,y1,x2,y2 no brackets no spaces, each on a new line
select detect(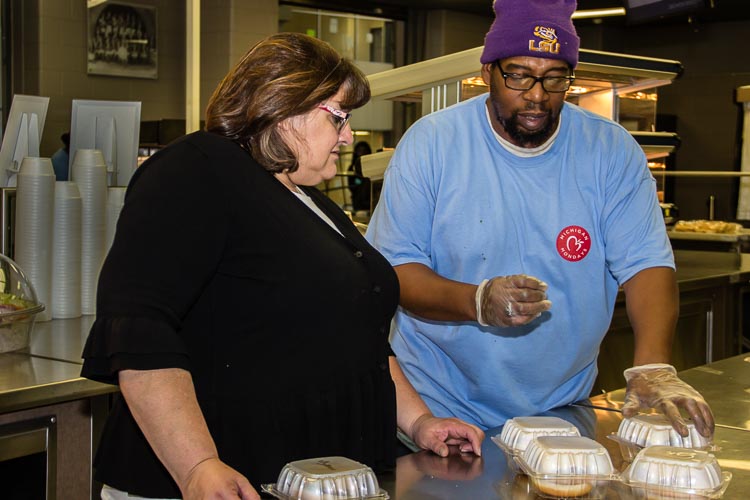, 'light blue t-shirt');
366,94,674,429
